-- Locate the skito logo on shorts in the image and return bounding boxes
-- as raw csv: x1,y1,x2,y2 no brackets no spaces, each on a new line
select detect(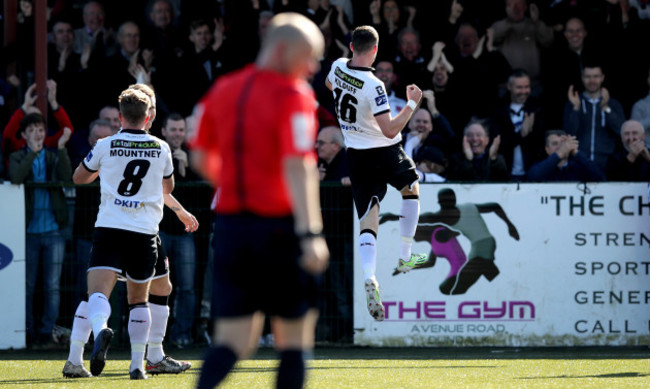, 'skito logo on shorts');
0,243,14,271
